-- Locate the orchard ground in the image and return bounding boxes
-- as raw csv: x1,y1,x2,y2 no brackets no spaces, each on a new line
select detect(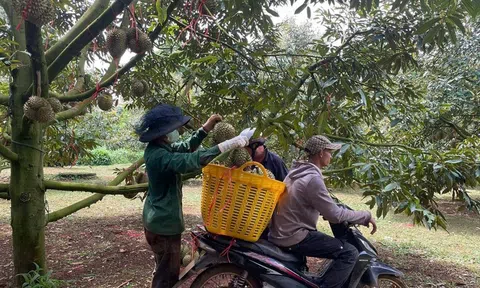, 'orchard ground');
0,165,479,287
